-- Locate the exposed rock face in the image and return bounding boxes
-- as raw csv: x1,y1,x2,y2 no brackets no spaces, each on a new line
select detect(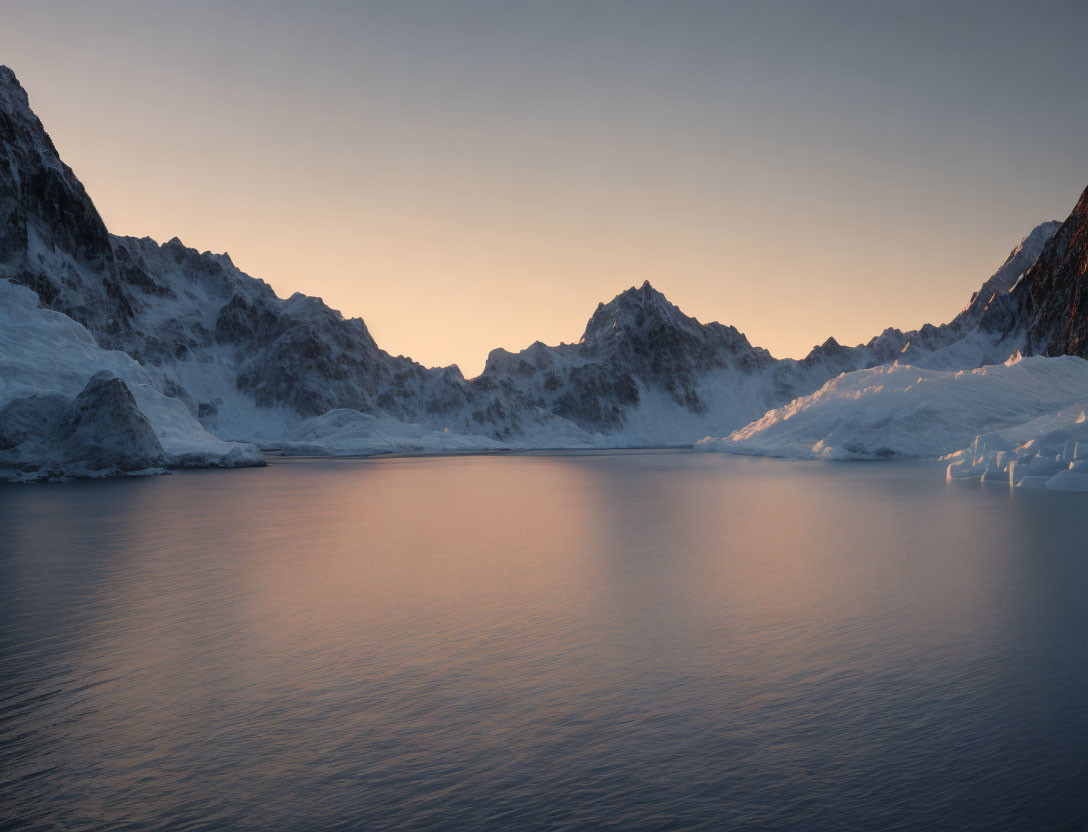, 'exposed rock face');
0,66,134,338
578,282,774,407
0,372,166,481
1017,185,1088,358
962,220,1060,331
1,64,802,444
793,220,1062,372
474,282,778,433
0,276,265,479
